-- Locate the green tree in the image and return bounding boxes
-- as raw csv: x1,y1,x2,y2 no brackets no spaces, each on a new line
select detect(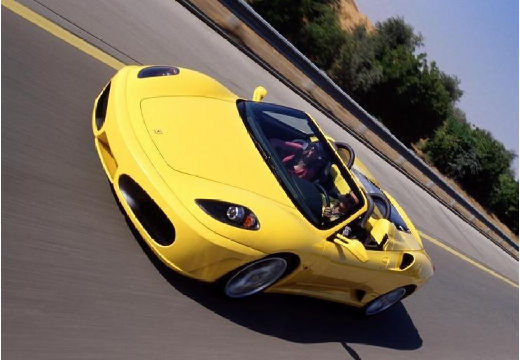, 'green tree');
328,18,463,144
422,111,475,178
349,18,460,144
329,26,382,92
299,3,346,70
373,17,423,54
467,127,515,204
251,0,343,70
249,0,306,44
489,172,519,233
440,72,463,104
422,114,517,233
